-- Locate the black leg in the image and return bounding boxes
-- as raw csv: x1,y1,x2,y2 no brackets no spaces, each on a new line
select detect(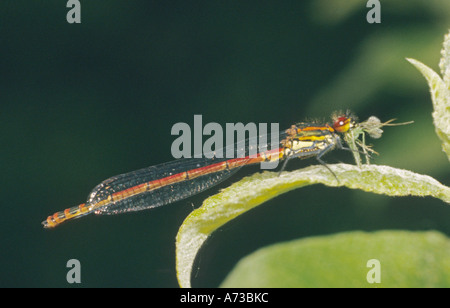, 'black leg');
316,143,339,183
278,154,291,176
